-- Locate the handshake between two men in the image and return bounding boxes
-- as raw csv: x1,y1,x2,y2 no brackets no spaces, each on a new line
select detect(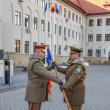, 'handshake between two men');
50,61,73,110
50,61,65,91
